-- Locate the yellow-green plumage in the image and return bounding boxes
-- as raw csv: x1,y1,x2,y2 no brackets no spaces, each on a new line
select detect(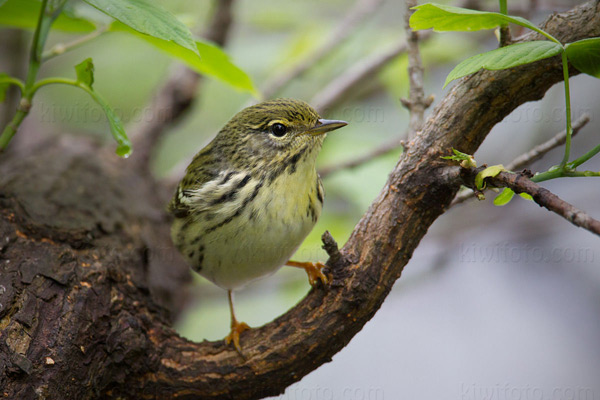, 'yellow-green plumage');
169,98,346,290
